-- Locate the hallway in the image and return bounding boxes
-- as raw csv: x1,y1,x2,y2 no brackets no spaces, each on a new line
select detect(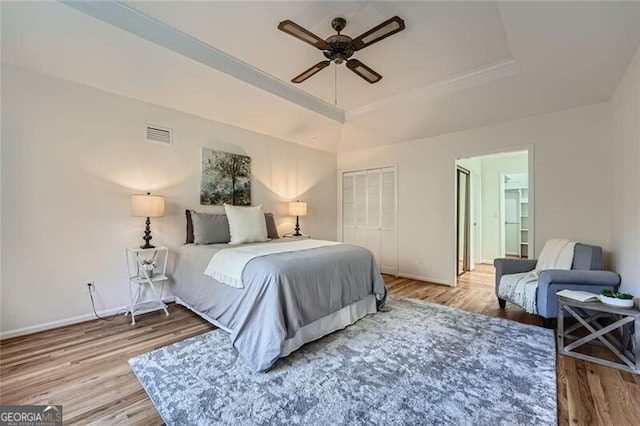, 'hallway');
457,263,495,291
